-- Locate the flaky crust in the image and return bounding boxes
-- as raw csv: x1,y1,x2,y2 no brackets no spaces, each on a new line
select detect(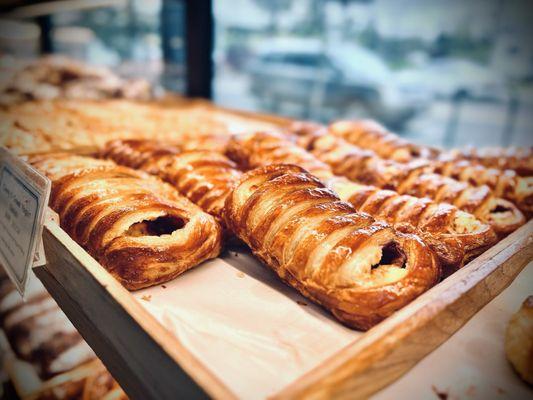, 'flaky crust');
322,120,532,216
100,139,241,225
429,156,532,217
0,276,126,399
29,154,222,290
226,131,332,180
299,133,524,237
225,164,439,330
228,132,497,274
505,296,533,385
327,177,496,275
0,55,152,106
446,146,533,177
1,293,95,380
328,120,439,162
82,364,128,400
